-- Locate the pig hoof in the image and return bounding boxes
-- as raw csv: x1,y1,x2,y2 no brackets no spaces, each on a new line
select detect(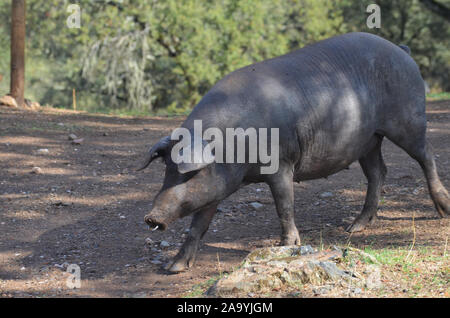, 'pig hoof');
346,214,377,233
345,222,366,233
281,234,301,246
